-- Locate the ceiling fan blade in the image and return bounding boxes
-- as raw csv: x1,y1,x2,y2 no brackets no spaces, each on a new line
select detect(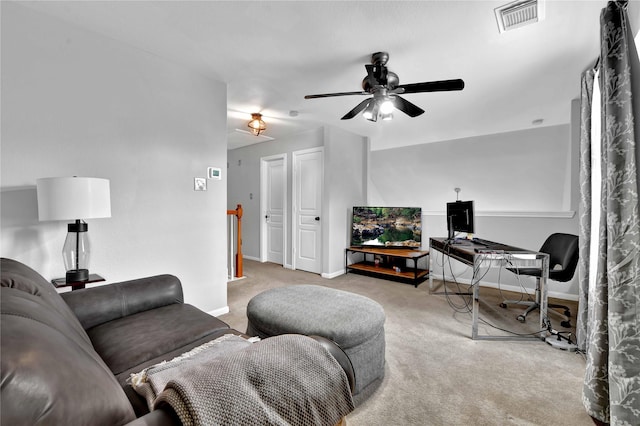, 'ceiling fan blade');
341,98,372,120
396,79,465,94
304,91,368,99
392,96,425,117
